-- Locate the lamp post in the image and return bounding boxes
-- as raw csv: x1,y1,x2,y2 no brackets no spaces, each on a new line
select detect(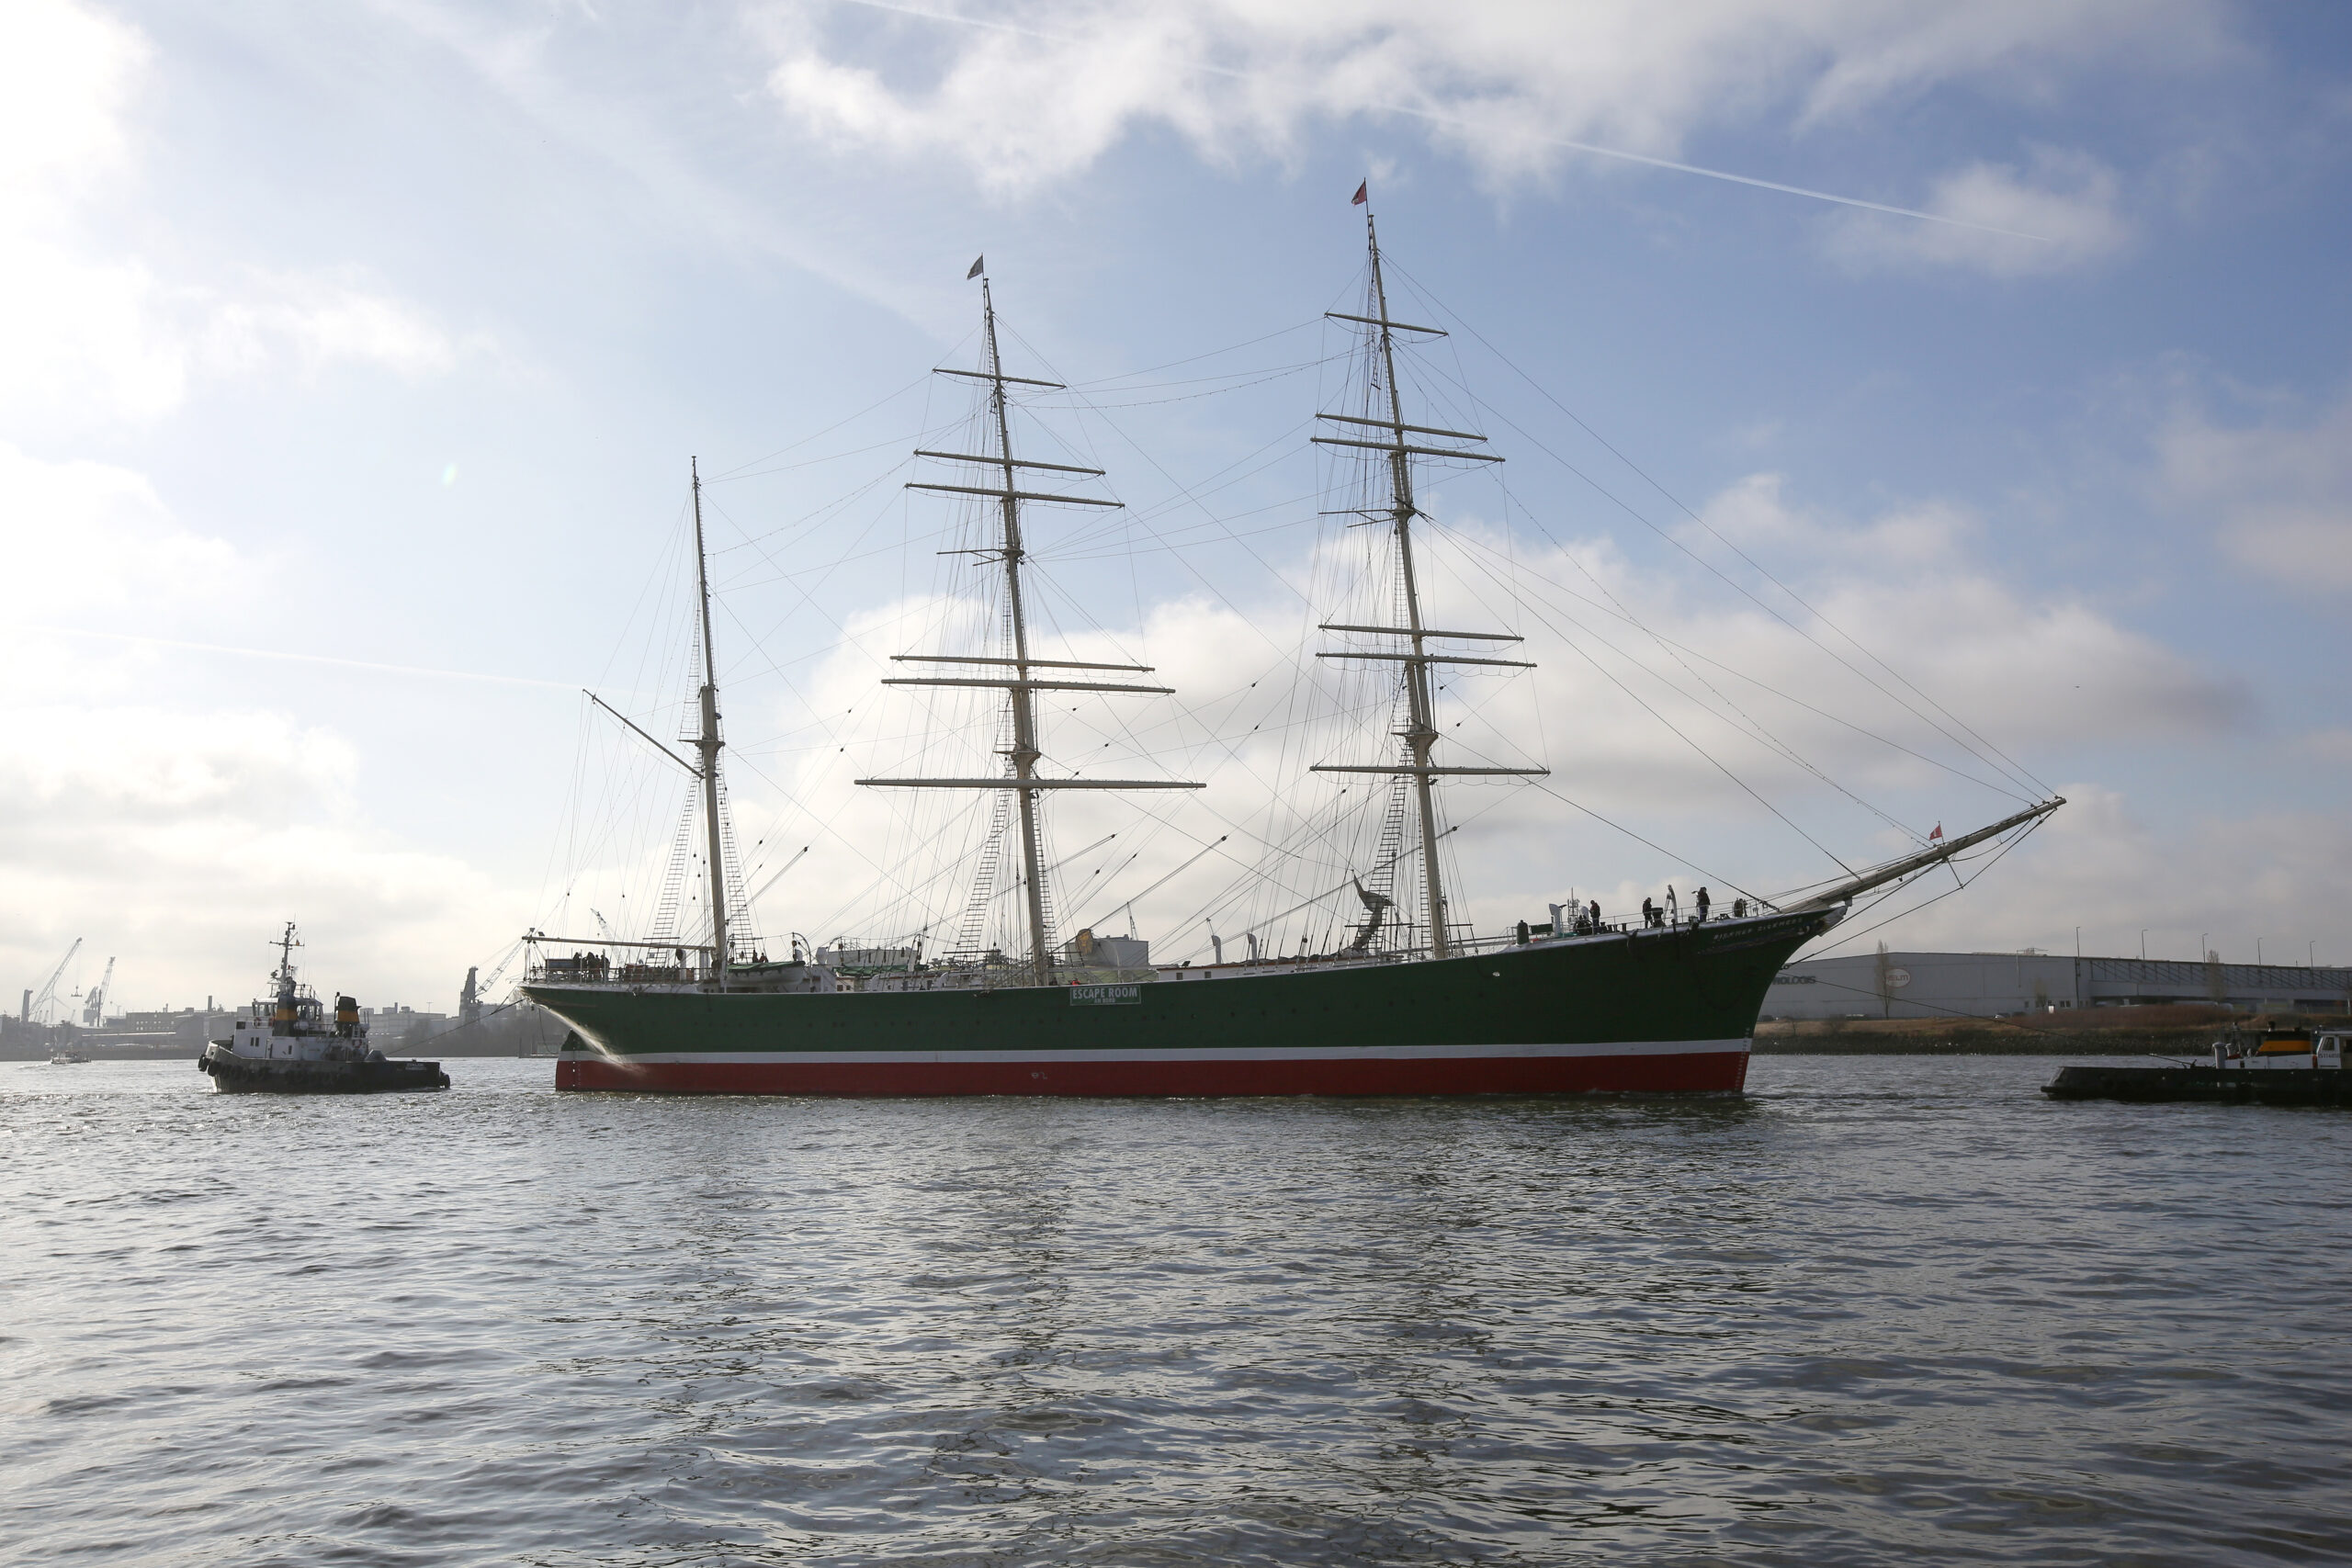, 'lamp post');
2140,929,2147,962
